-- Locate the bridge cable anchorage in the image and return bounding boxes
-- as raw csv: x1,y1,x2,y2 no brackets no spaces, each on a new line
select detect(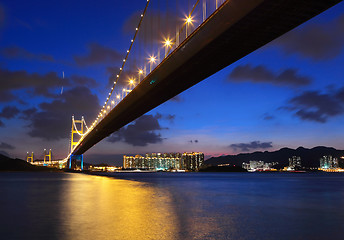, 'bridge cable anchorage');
97,0,151,125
